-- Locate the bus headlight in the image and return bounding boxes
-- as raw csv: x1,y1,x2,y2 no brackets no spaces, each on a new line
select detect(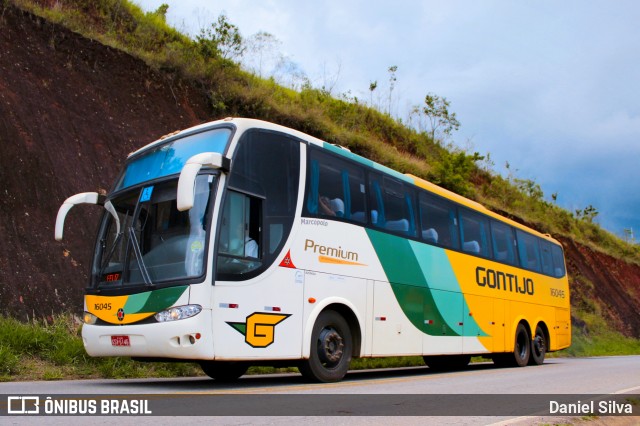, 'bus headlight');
83,311,98,325
154,305,202,322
